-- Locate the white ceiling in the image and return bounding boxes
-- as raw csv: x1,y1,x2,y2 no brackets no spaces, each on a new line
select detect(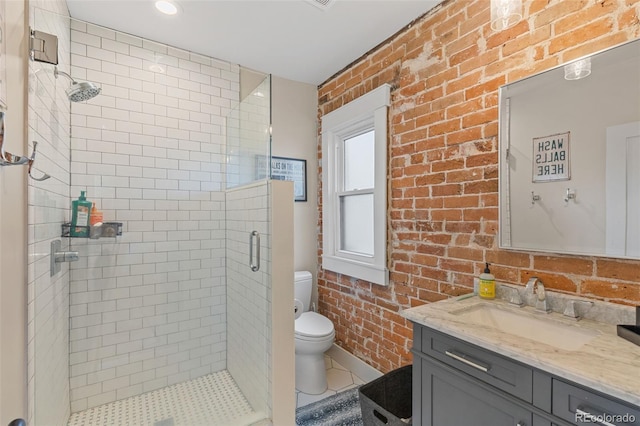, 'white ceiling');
66,0,443,85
